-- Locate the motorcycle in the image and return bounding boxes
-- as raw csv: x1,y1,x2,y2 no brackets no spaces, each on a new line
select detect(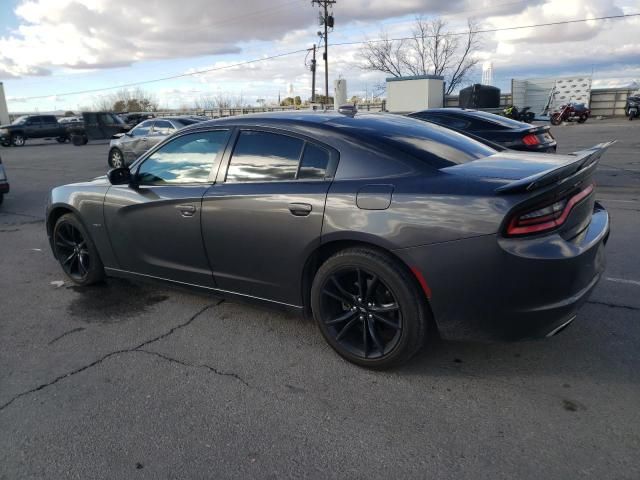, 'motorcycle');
503,105,535,123
550,102,591,125
625,95,640,121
